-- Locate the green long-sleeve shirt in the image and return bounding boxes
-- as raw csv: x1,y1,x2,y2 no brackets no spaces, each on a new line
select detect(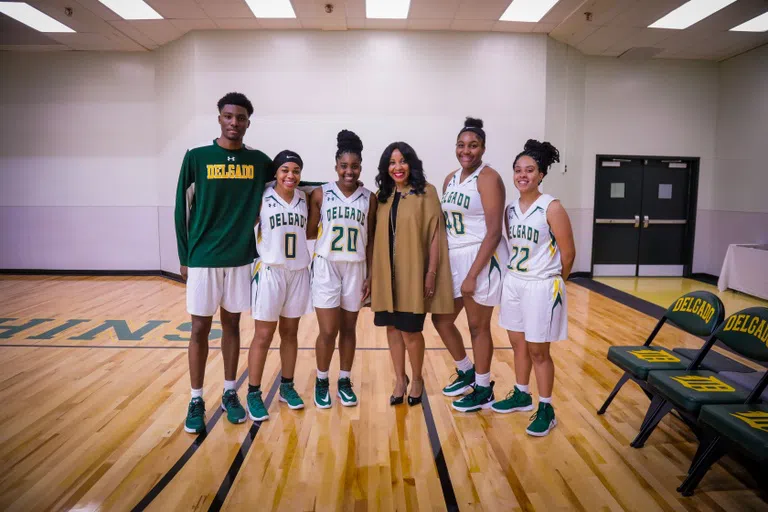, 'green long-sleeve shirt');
174,139,274,268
